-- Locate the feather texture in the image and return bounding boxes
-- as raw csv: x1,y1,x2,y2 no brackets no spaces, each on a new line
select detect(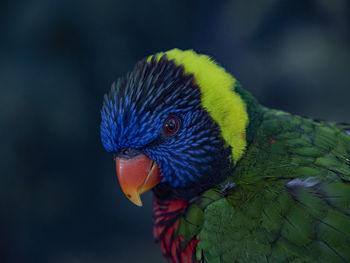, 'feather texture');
195,108,350,262
100,49,350,263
